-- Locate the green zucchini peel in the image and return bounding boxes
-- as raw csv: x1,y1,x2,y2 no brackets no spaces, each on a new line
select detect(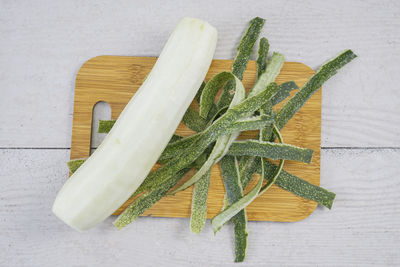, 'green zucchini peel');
98,120,115,133
114,168,191,229
259,160,336,209
227,140,313,163
248,52,284,98
220,156,248,262
182,107,208,132
218,17,265,109
275,50,357,130
271,81,299,106
190,170,211,233
259,125,285,194
67,159,86,174
212,158,264,234
256,37,269,79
